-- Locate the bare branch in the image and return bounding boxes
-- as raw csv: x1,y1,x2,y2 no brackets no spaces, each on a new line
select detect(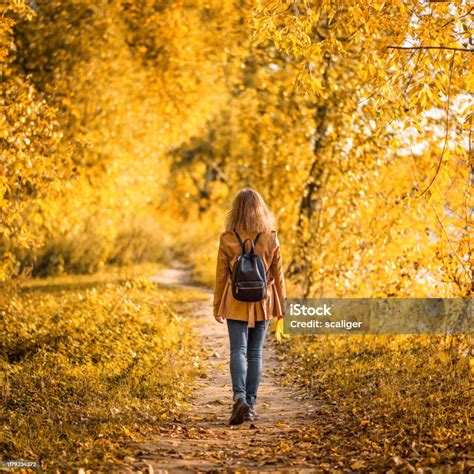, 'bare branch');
419,52,456,197
439,7,474,29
